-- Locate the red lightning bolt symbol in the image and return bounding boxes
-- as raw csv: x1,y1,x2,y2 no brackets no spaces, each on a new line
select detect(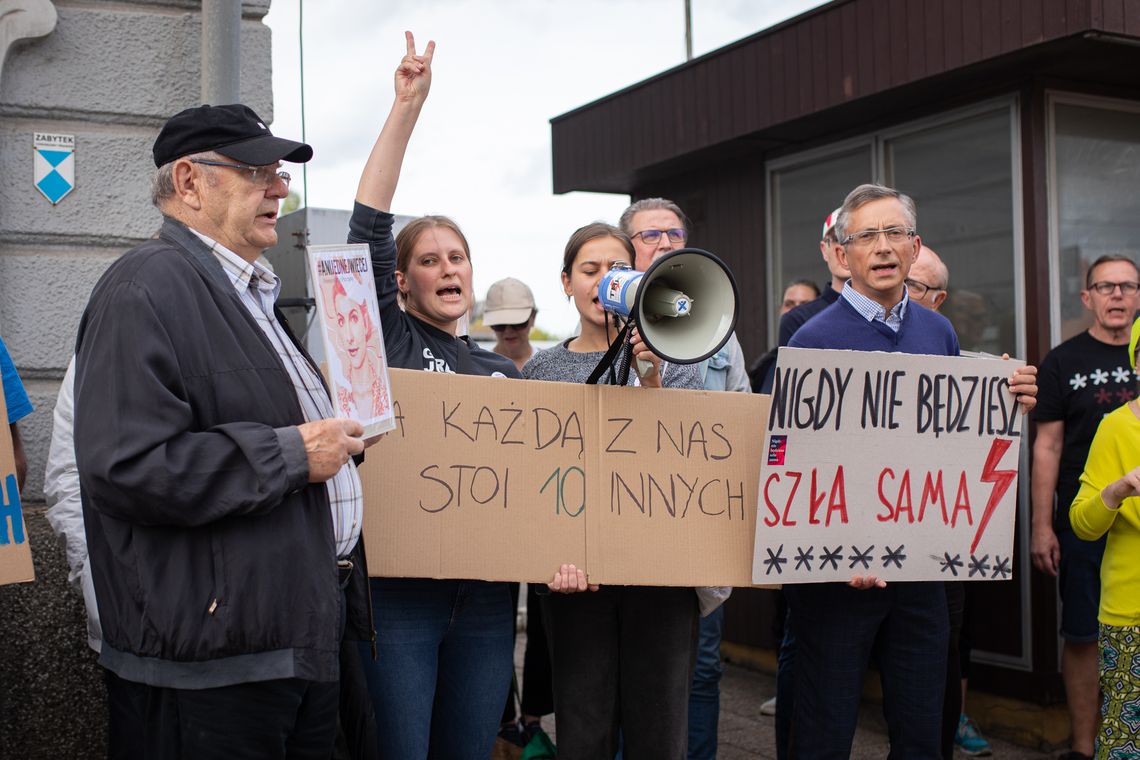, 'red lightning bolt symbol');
972,438,1016,554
